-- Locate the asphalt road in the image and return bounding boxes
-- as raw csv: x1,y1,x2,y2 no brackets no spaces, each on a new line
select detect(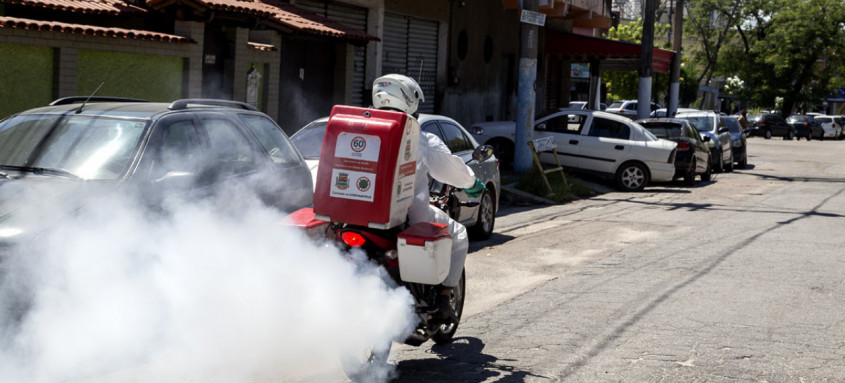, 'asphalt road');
389,136,845,382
